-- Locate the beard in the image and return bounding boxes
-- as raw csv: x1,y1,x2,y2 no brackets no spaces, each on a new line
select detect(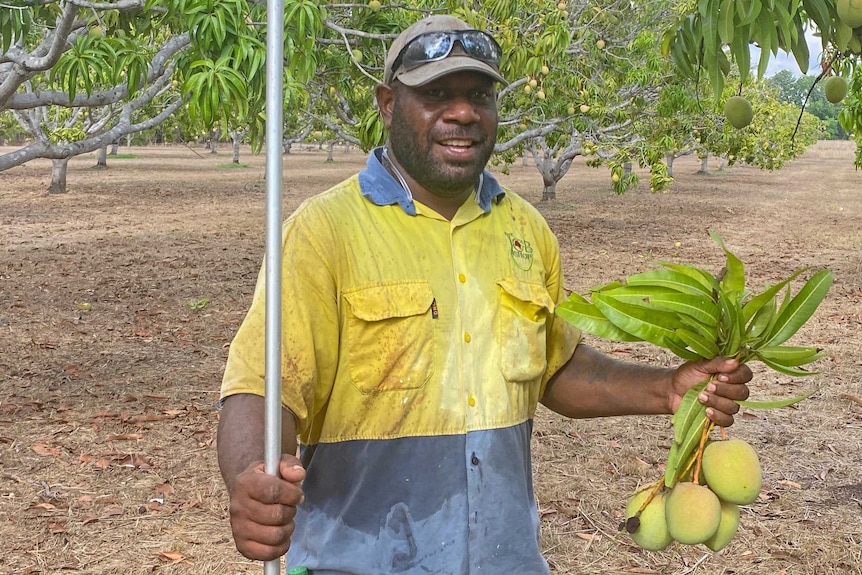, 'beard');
387,99,496,198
